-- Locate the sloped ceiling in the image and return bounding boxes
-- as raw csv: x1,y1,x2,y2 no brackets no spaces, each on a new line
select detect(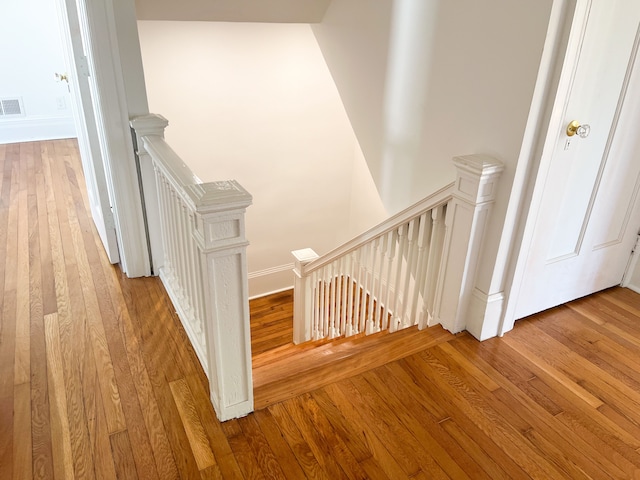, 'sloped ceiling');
134,0,332,23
